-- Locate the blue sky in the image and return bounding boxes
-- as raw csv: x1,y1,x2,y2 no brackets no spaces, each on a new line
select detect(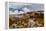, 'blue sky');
9,3,44,14
9,3,44,10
